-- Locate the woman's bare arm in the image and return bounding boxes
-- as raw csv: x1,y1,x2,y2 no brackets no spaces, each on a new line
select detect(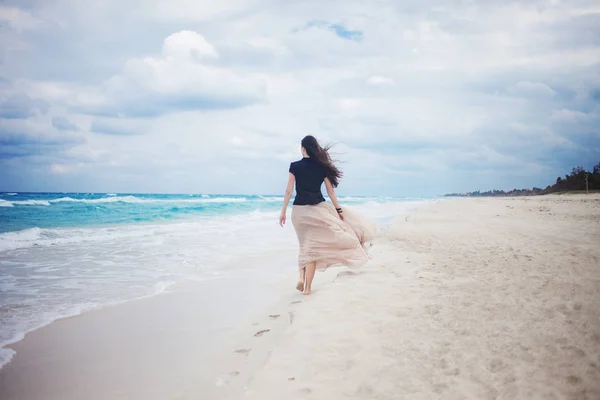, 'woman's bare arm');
279,173,295,226
325,178,343,219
